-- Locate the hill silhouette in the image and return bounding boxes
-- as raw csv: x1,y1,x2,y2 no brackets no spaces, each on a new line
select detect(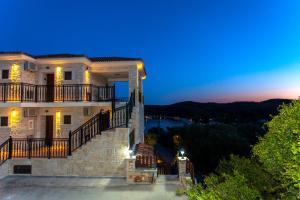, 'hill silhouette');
145,99,292,123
